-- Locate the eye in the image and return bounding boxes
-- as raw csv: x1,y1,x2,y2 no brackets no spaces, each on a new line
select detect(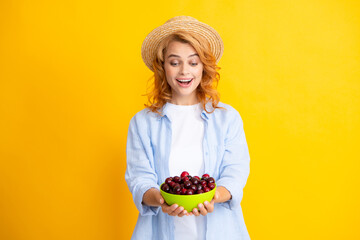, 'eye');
170,62,179,66
190,62,198,66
